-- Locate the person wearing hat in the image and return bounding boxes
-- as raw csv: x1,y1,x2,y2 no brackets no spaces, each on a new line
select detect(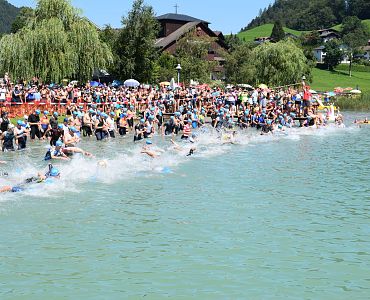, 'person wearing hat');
0,164,61,193
141,140,158,158
28,109,41,140
62,126,80,147
134,118,145,142
0,124,15,151
14,120,29,150
82,109,94,137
